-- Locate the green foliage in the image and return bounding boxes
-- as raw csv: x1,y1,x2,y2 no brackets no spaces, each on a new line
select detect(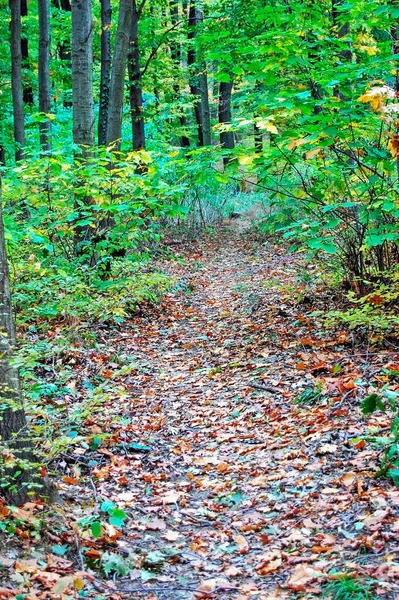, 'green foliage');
326,271,399,338
360,388,399,487
323,576,377,600
294,384,324,405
